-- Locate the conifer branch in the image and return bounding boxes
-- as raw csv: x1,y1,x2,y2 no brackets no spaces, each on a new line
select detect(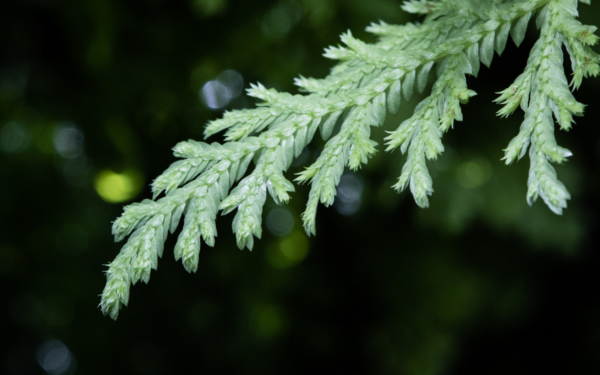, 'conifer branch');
101,0,599,319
